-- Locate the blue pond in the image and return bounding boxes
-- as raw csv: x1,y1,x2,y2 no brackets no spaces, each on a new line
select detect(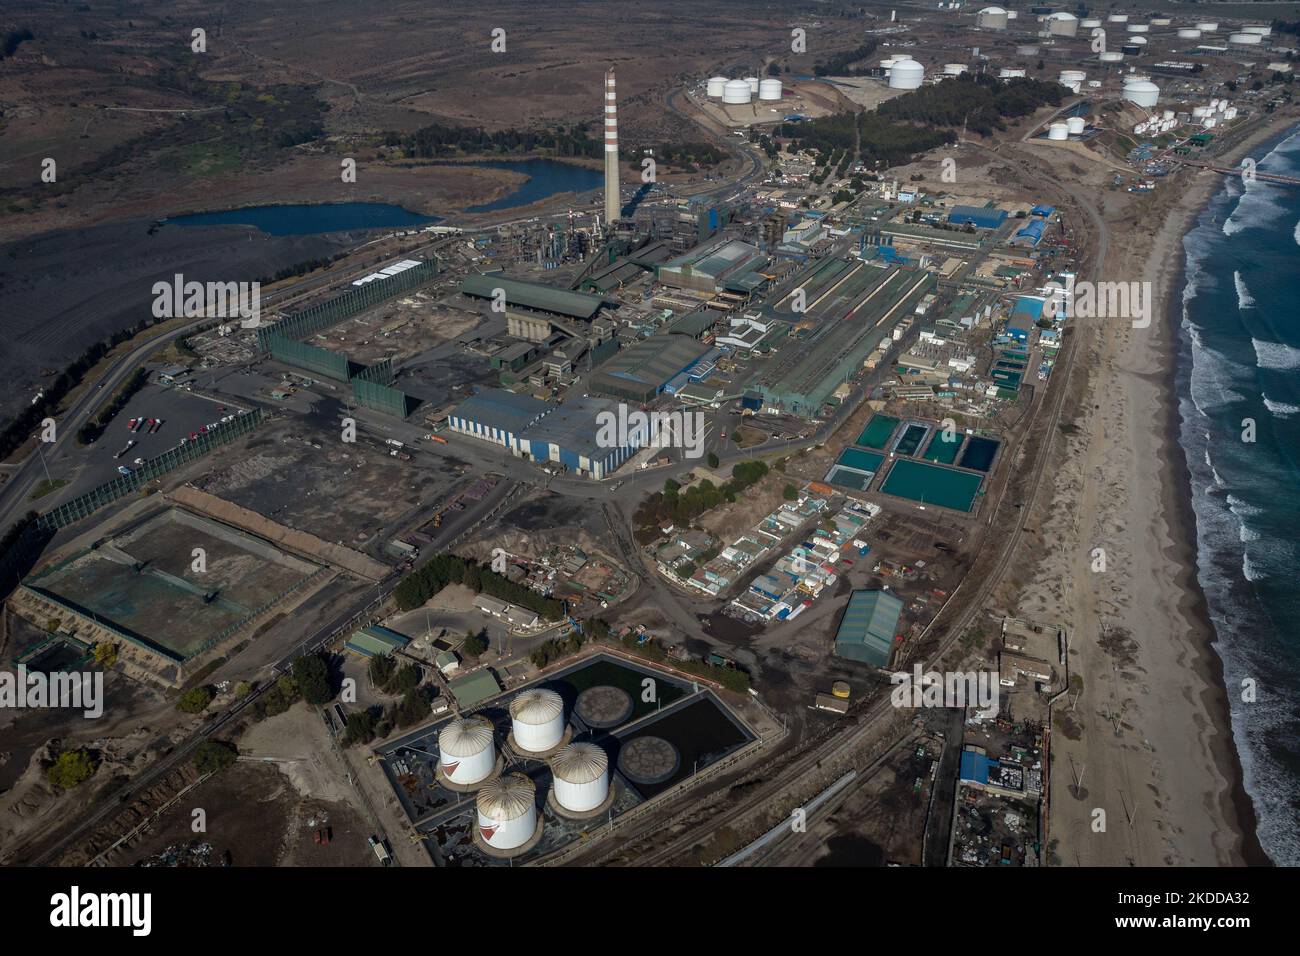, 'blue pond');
165,202,441,236
464,158,603,213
